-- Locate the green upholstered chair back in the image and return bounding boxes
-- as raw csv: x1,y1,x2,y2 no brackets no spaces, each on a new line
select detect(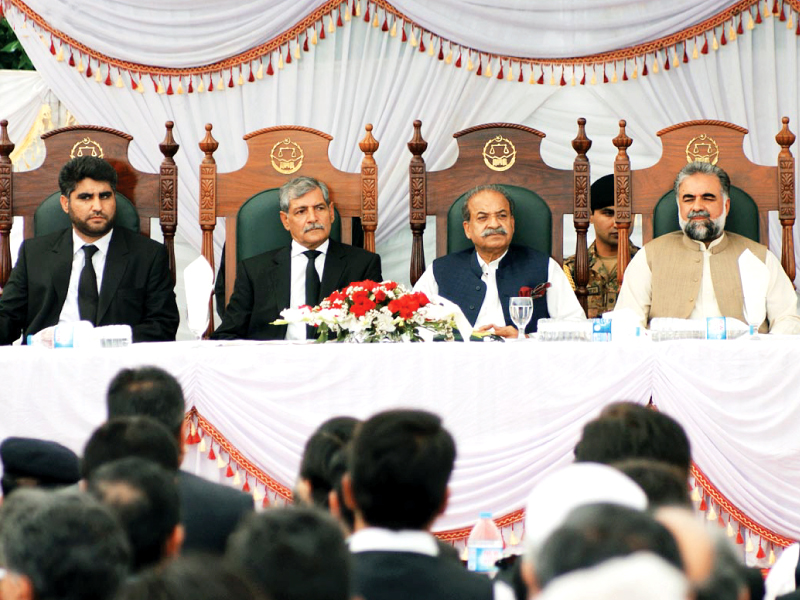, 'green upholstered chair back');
34,191,141,237
652,186,760,242
446,184,552,255
236,189,342,263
